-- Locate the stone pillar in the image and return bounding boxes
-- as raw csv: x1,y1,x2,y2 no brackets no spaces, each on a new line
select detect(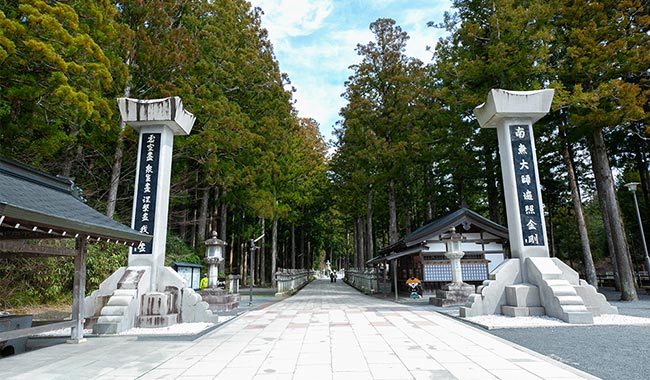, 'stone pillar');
118,97,196,290
206,257,220,288
446,250,464,284
474,89,554,266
